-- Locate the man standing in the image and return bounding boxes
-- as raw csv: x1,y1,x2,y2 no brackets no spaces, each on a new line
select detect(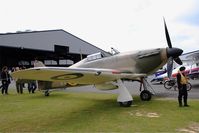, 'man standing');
1,66,11,95
177,66,189,107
